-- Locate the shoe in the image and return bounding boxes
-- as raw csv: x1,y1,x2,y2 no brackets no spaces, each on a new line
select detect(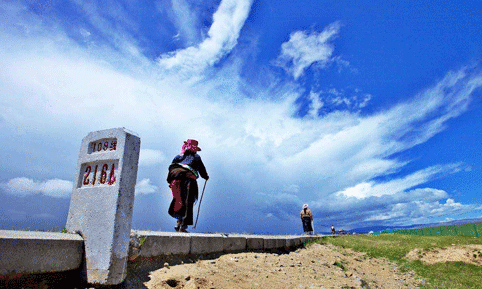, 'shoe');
179,228,189,233
175,220,181,232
